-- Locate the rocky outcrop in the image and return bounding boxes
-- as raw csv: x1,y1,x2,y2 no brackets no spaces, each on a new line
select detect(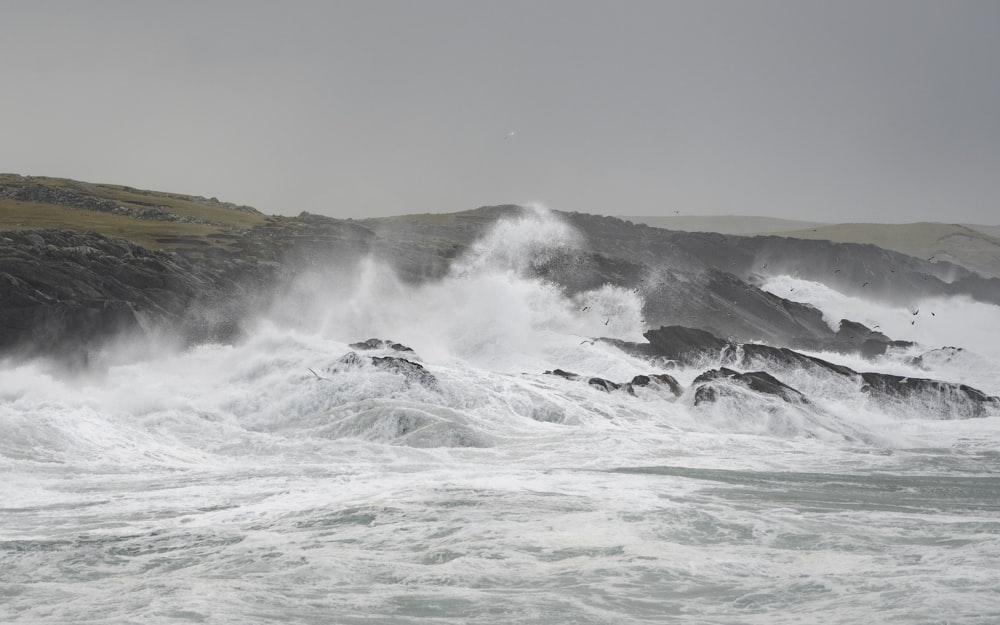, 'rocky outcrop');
859,372,1000,419
349,338,415,353
629,373,684,397
0,229,271,363
0,182,121,212
606,325,999,419
370,356,439,389
543,368,683,398
692,368,810,406
641,325,731,366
